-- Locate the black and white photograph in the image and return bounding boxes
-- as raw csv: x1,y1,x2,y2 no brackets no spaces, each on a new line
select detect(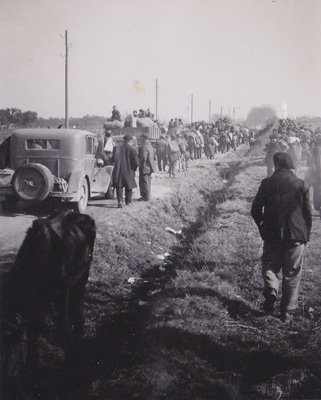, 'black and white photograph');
1,0,321,398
